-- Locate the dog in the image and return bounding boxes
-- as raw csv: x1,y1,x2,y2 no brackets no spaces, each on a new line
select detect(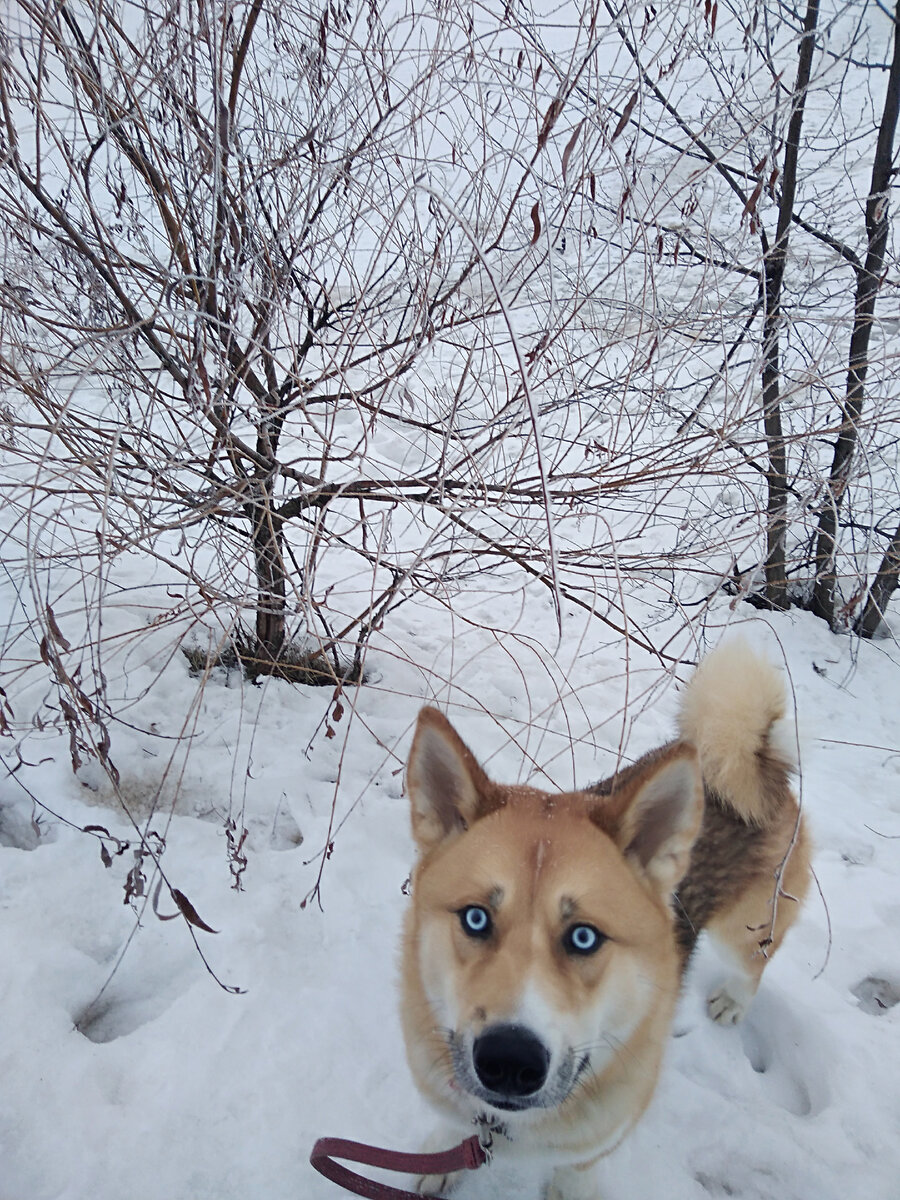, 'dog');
400,642,810,1199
